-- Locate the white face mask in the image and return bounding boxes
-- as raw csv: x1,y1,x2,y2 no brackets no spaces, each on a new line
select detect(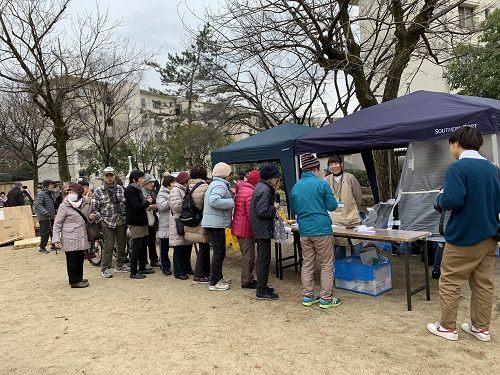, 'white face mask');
67,193,79,202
